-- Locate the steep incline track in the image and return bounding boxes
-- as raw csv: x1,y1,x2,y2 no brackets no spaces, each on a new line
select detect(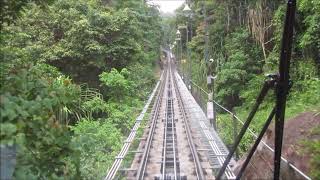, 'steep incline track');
129,56,208,180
